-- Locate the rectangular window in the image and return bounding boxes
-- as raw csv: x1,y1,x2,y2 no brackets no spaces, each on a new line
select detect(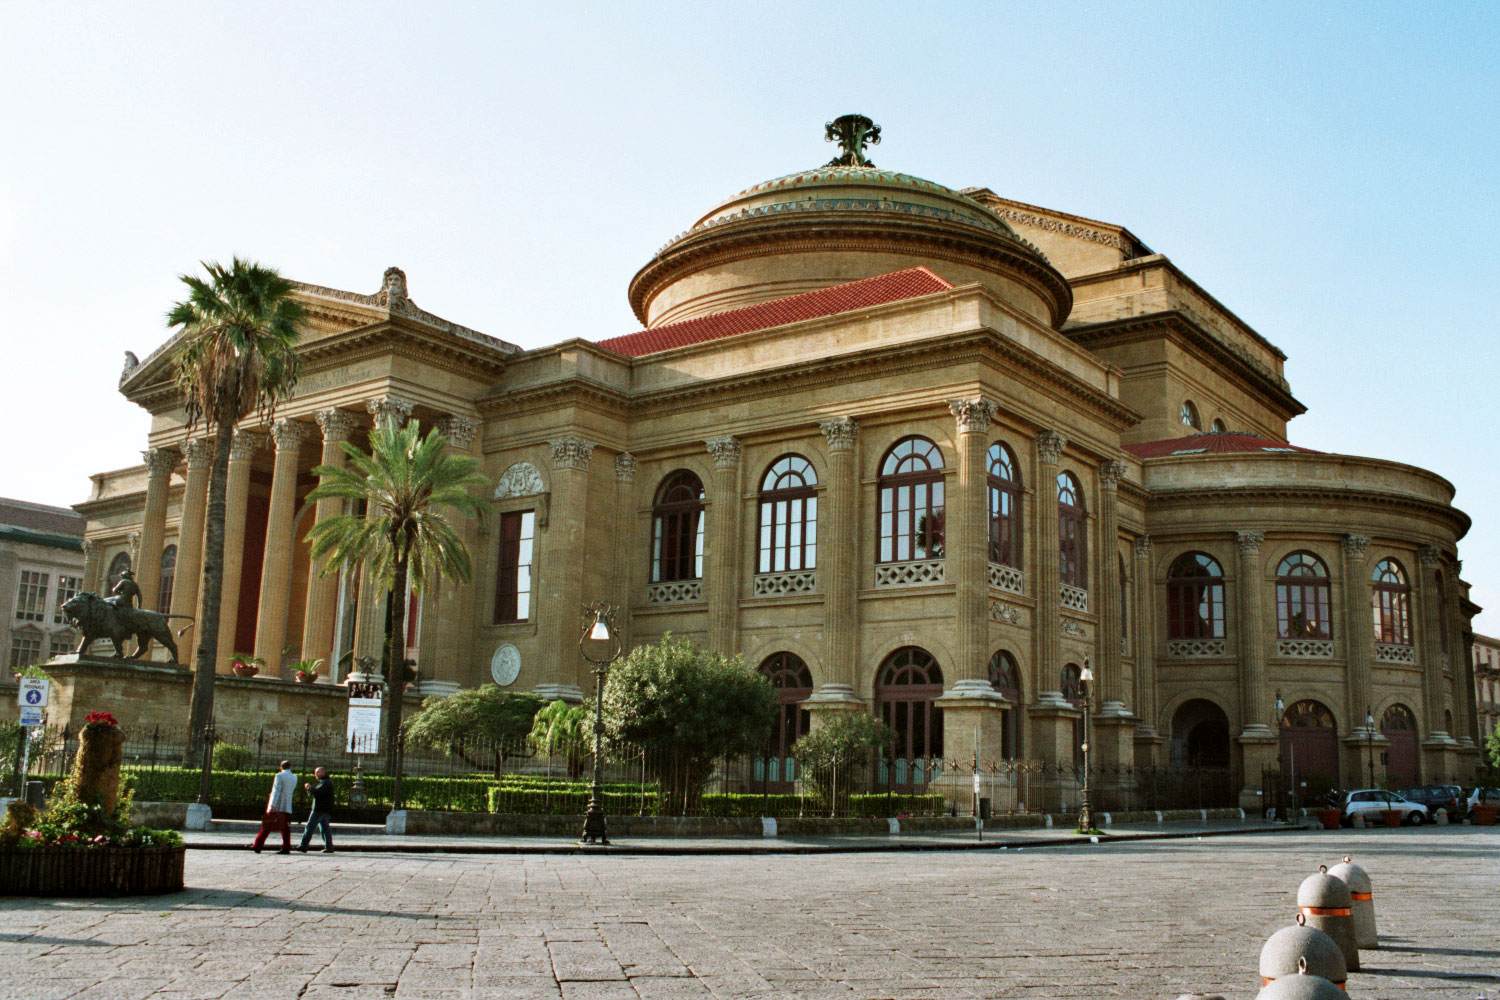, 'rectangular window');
494,510,535,623
49,633,74,659
54,575,82,624
9,634,42,669
15,570,48,622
